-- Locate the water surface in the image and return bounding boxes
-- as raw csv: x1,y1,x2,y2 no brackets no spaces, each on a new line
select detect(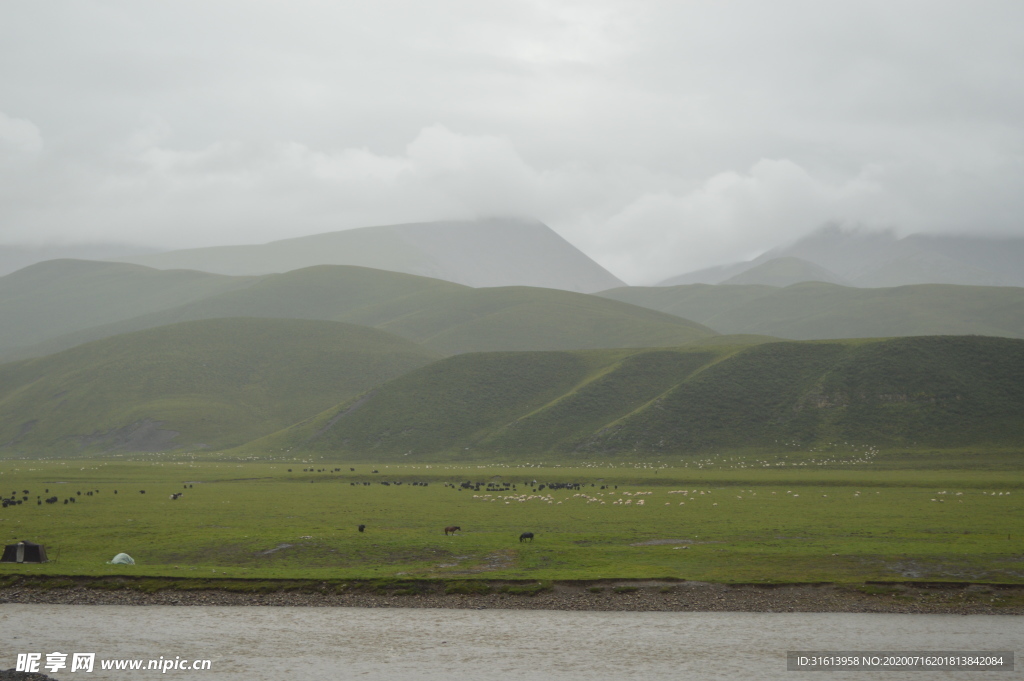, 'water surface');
2,606,1019,680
